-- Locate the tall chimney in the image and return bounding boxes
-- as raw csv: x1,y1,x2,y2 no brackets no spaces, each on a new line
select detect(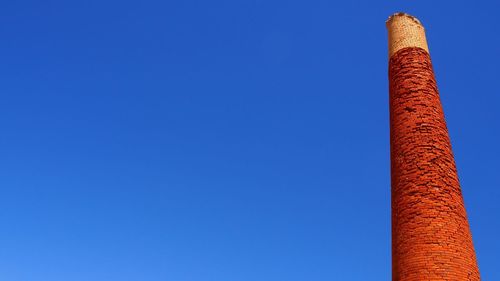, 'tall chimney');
387,13,480,280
